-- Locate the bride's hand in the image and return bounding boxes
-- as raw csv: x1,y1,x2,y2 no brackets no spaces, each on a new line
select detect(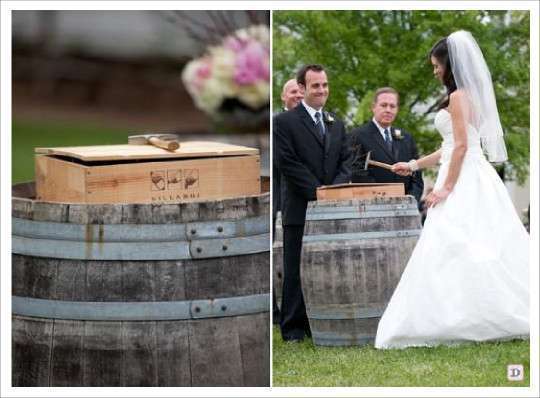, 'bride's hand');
424,188,451,208
391,162,412,176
